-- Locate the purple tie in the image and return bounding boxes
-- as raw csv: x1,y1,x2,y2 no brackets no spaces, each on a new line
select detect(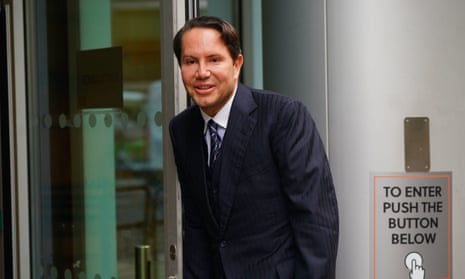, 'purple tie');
208,119,221,166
